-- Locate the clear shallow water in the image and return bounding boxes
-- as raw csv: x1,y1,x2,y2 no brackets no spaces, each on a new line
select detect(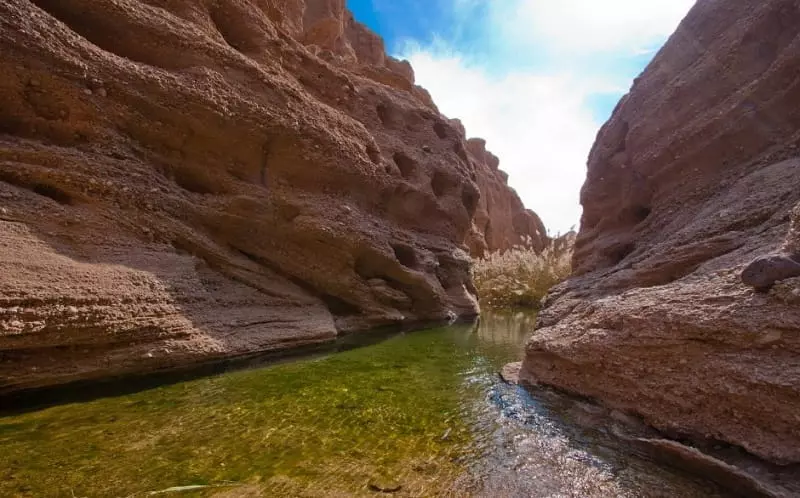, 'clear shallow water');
0,312,724,497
